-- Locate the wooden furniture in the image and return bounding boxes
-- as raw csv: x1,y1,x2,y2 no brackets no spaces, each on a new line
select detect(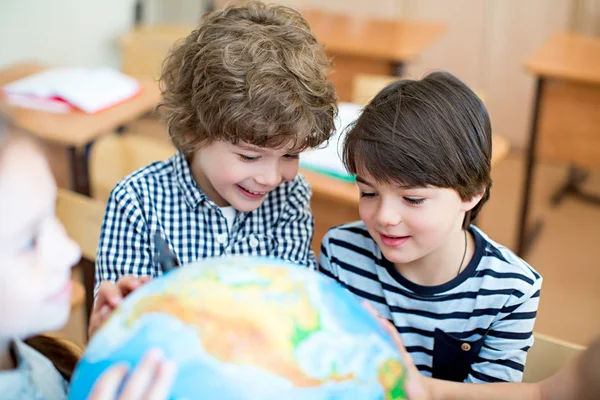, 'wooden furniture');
522,332,585,383
118,11,444,101
0,63,162,196
56,188,106,325
69,278,85,311
301,10,444,101
518,33,600,257
89,133,176,202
